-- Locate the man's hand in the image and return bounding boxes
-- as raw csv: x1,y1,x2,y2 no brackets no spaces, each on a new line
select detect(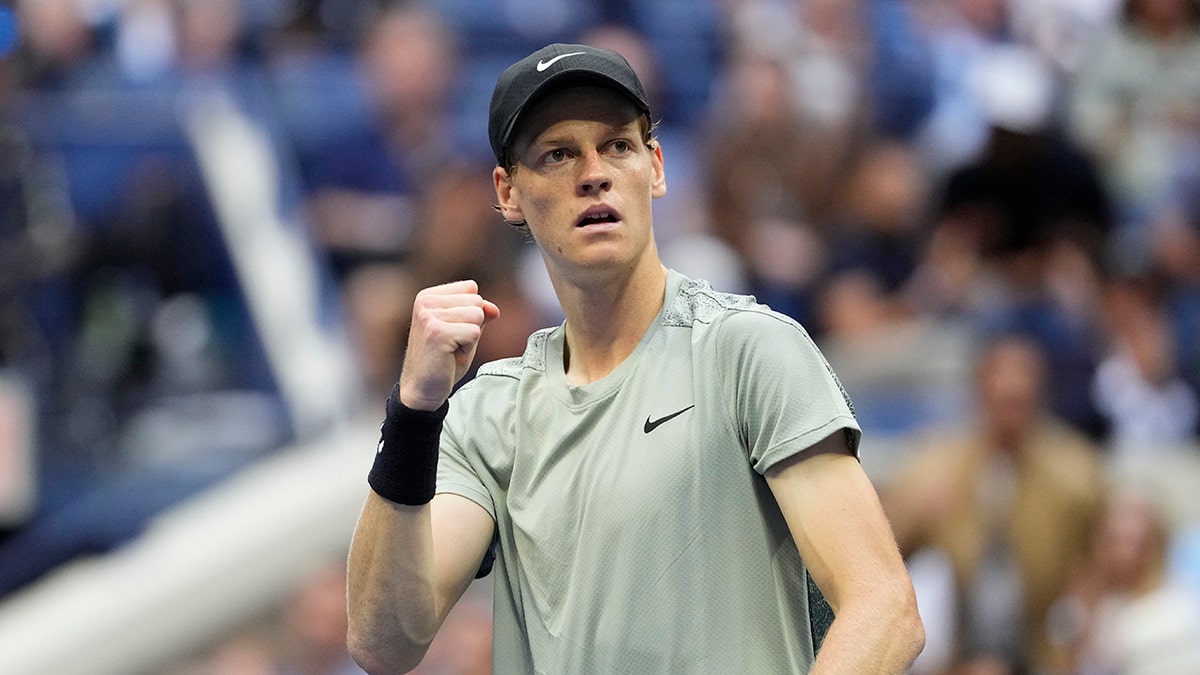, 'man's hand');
399,280,500,411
